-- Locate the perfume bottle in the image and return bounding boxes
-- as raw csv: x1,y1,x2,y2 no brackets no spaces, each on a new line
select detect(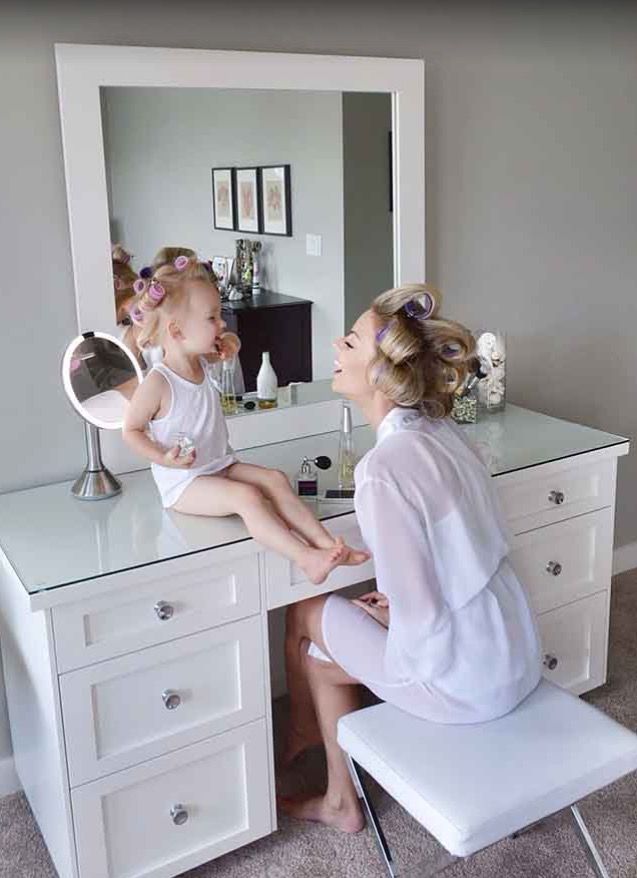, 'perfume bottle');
294,455,332,497
295,457,318,497
220,358,238,415
337,401,356,491
257,352,278,410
